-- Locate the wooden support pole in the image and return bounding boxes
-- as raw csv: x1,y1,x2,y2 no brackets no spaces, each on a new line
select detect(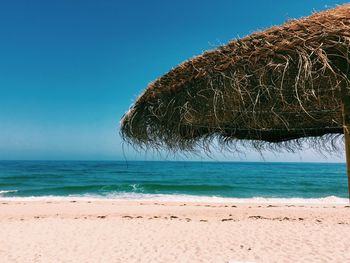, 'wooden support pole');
341,86,350,202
